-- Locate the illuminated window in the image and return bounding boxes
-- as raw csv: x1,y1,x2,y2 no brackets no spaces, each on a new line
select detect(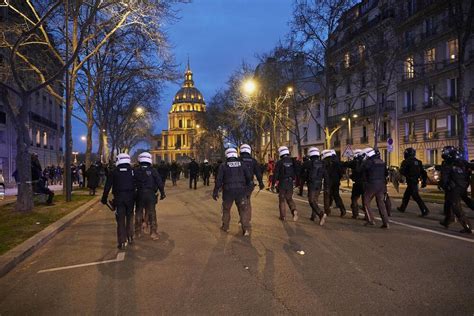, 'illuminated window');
447,39,458,60
43,132,47,146
424,48,435,71
191,94,194,99
36,130,40,145
343,52,350,68
404,56,414,79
